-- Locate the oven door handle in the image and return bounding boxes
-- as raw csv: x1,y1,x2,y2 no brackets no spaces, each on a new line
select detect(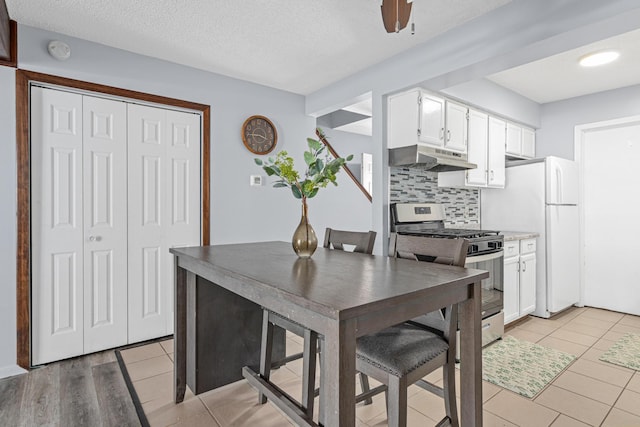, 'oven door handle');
465,249,504,265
